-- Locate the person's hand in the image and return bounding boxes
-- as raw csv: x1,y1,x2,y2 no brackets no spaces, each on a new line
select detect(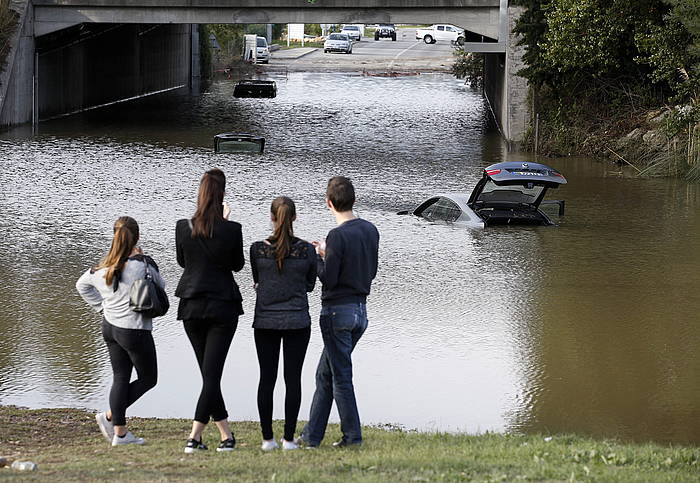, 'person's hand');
312,240,326,257
223,201,231,220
